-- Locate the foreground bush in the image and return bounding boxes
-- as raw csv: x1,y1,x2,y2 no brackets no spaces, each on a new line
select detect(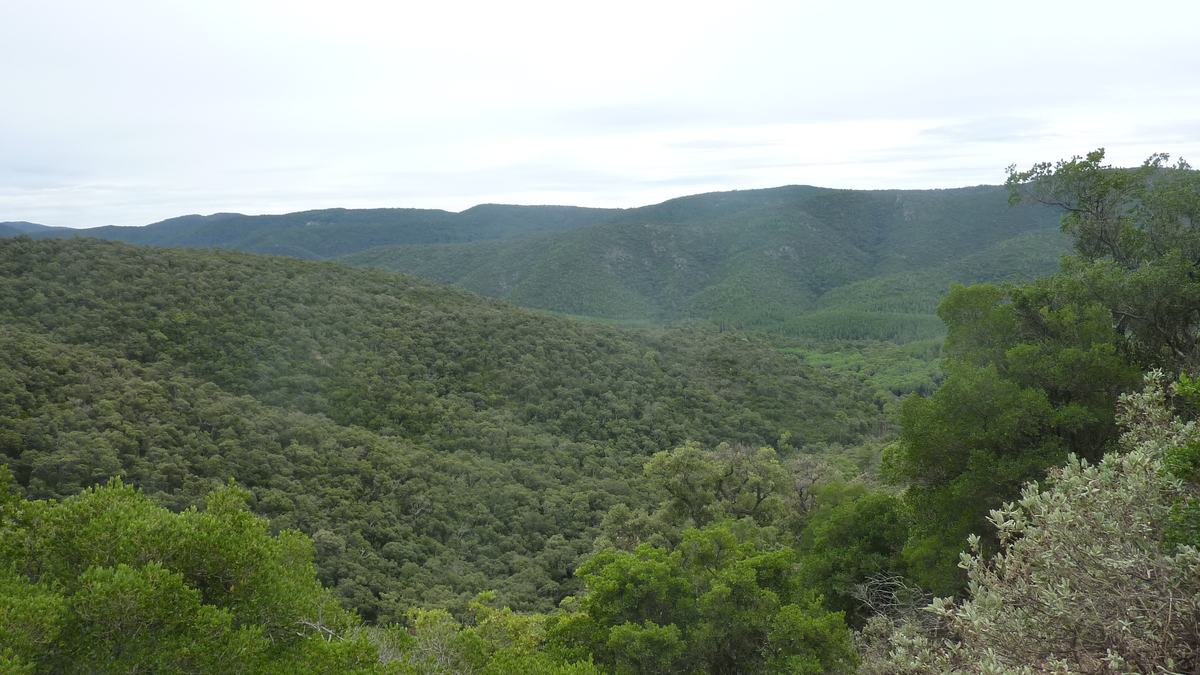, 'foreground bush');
0,472,377,673
866,372,1200,673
